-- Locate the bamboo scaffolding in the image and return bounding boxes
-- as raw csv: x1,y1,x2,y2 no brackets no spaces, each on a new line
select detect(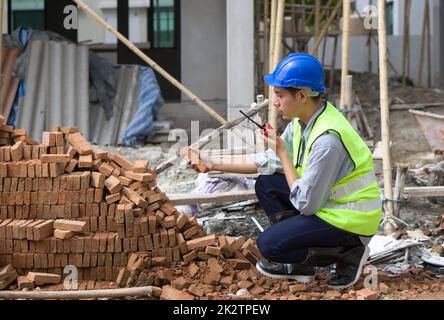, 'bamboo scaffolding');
313,0,321,56
329,34,338,91
418,0,429,87
255,0,262,91
268,0,285,129
426,0,431,88
267,0,277,121
339,0,351,110
310,0,342,57
377,0,394,234
402,0,410,86
263,0,270,77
